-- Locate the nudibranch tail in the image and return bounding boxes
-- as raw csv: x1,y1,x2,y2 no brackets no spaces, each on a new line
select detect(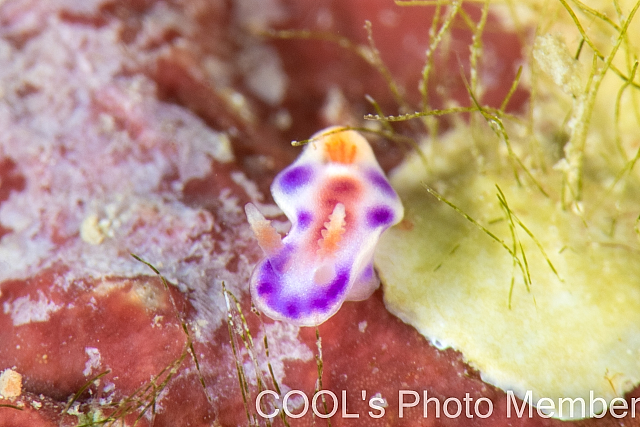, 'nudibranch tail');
246,126,404,326
244,203,283,257
317,203,346,256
